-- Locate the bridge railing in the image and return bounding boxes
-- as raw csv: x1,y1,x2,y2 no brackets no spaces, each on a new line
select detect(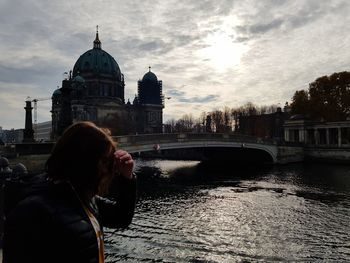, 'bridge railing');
113,133,178,145
113,133,277,147
185,133,276,144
